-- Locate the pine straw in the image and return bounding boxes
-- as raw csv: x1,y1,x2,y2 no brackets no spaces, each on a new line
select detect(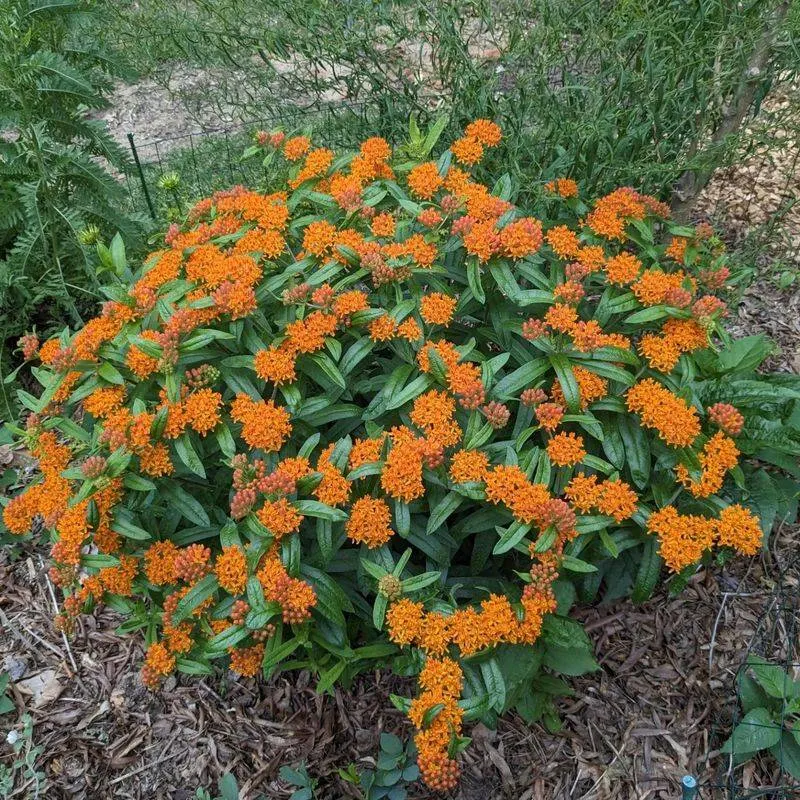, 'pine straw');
0,521,796,800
